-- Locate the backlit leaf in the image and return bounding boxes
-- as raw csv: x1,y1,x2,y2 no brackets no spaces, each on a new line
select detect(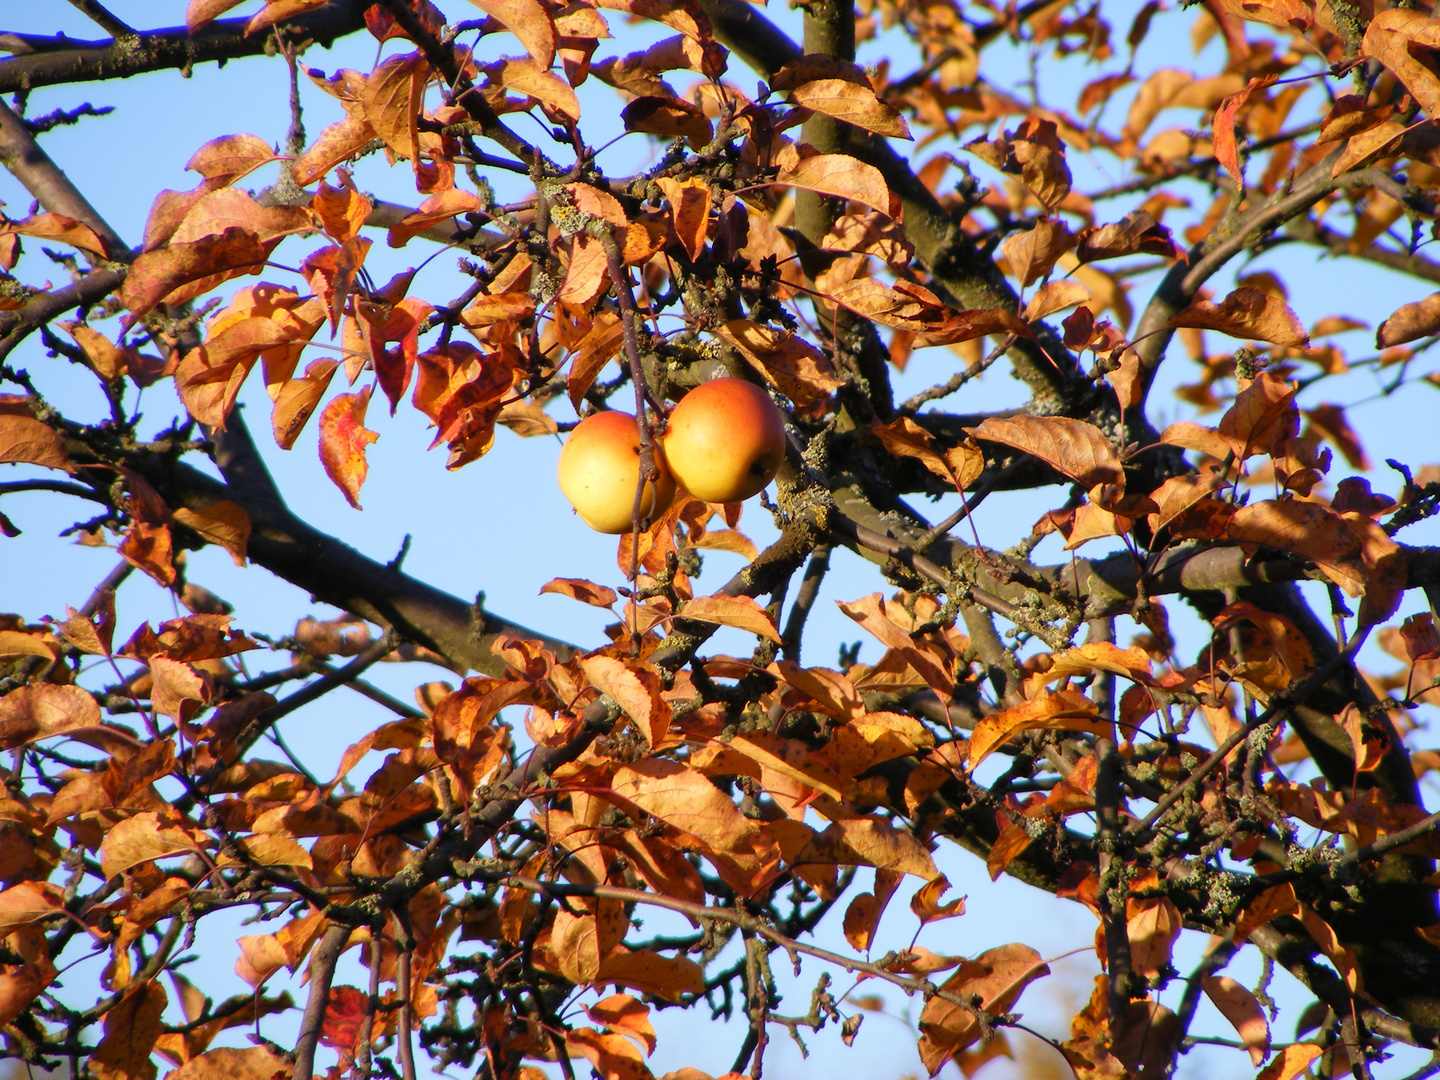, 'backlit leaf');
789,78,912,139
1167,286,1309,347
318,387,380,510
